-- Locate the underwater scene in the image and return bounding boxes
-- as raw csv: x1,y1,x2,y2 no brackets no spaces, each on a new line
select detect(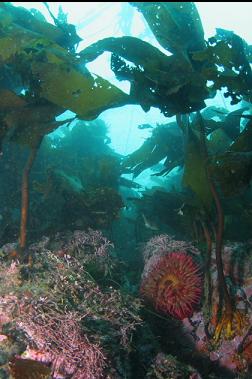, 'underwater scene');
1,1,252,378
